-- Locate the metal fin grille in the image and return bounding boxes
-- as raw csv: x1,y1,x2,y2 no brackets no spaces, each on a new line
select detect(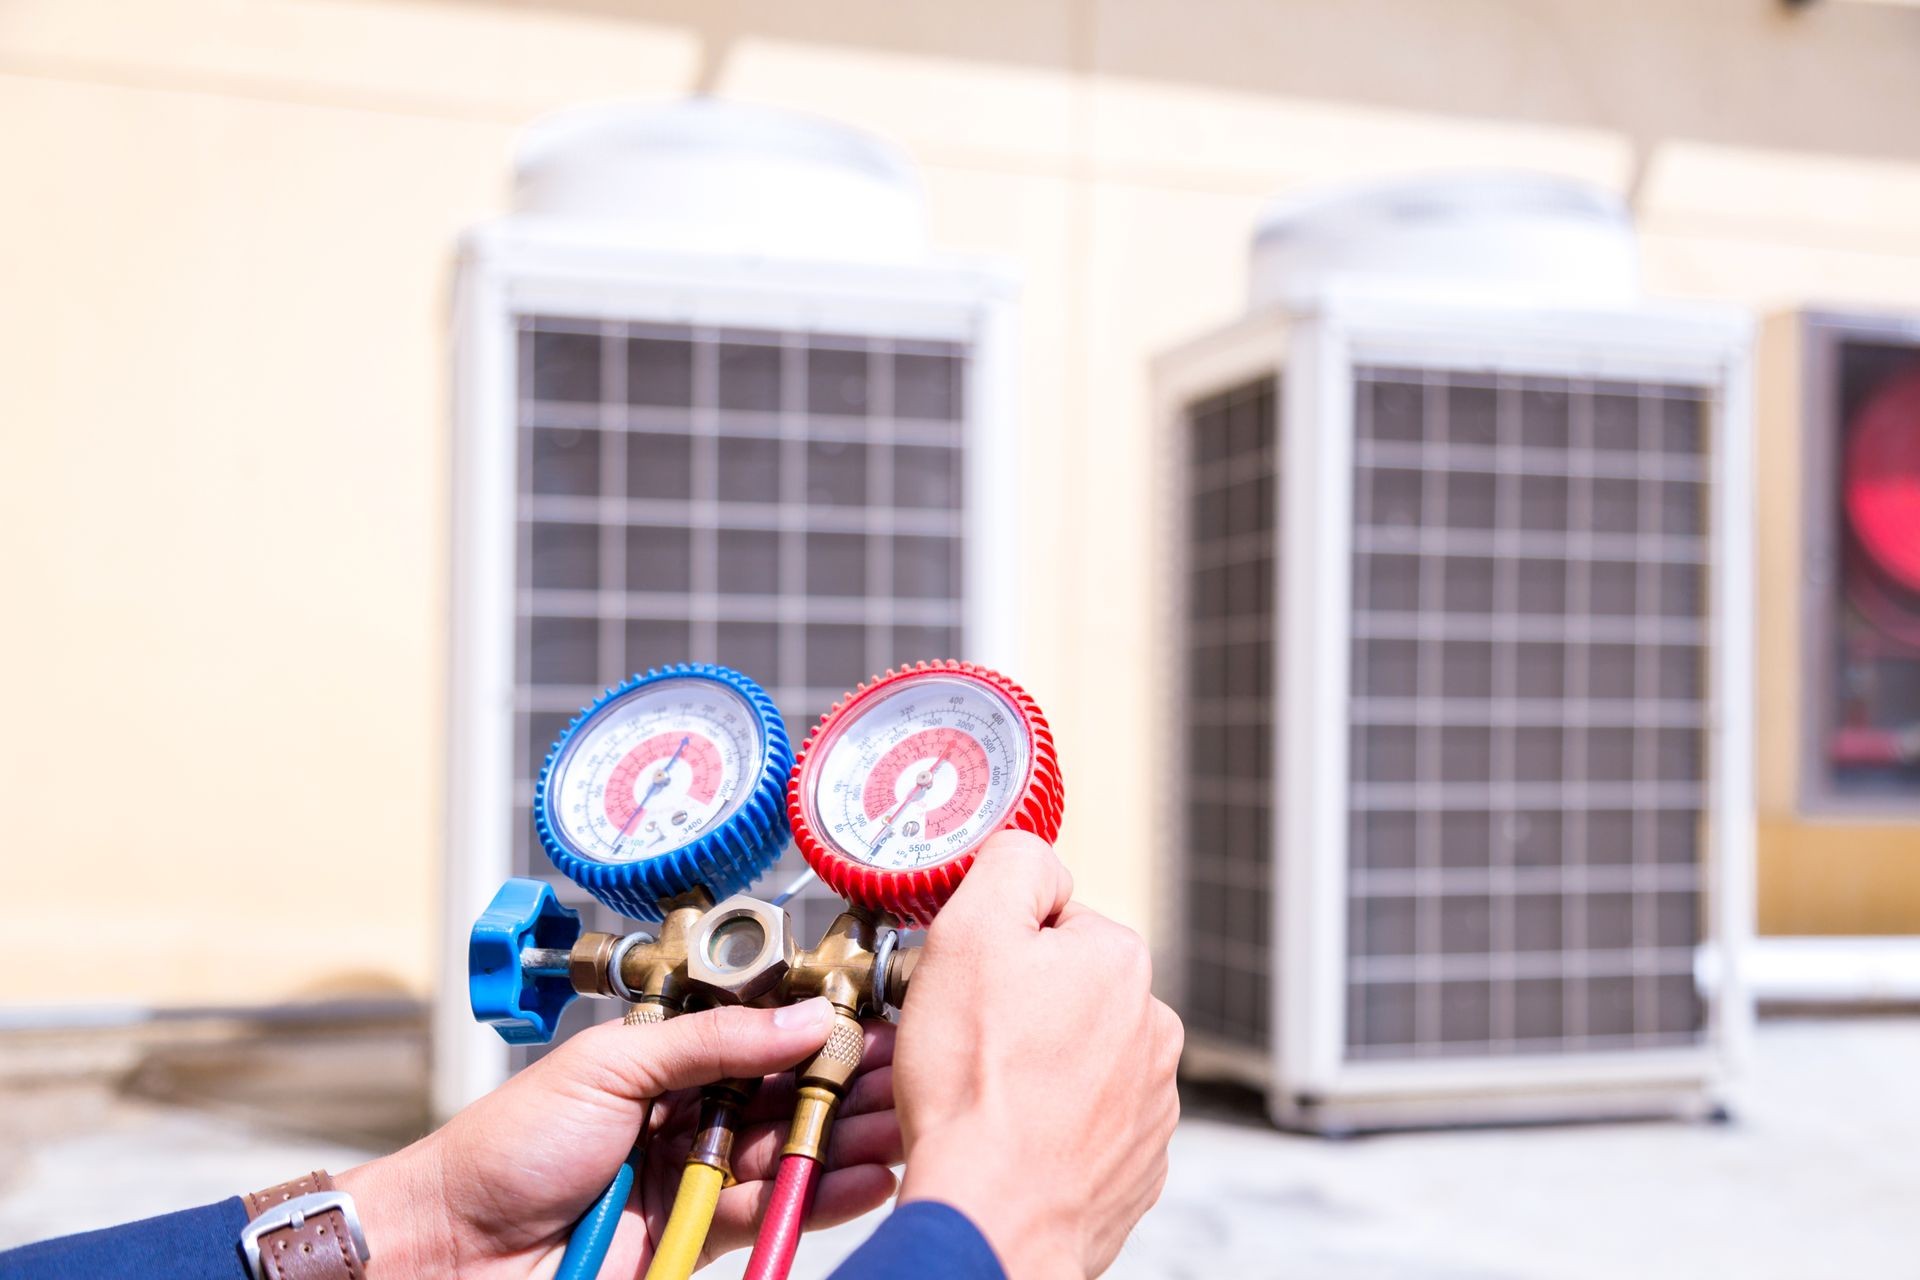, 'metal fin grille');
1181,376,1279,1049
1344,367,1710,1060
